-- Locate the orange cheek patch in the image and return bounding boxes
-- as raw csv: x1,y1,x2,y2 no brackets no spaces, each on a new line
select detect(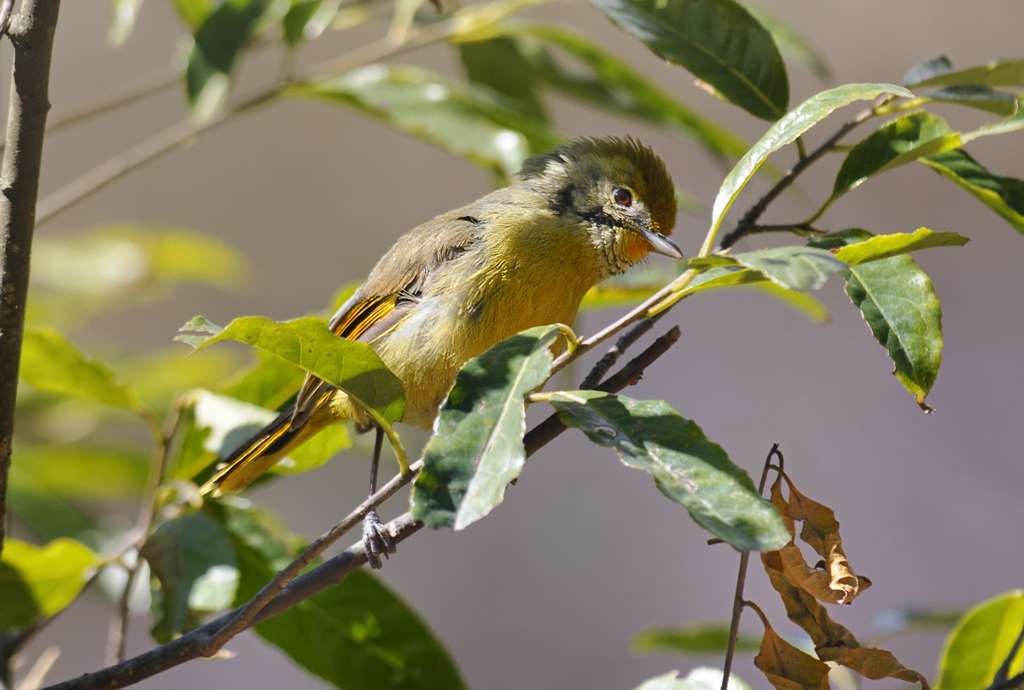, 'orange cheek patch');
622,233,651,265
